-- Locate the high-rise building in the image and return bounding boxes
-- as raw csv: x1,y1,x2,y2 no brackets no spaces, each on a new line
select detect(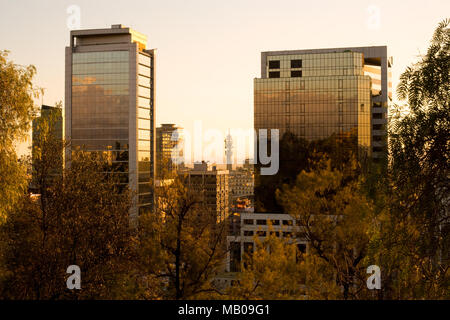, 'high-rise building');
32,104,63,151
65,24,155,217
31,105,63,192
254,46,392,212
255,46,392,159
187,162,230,223
156,123,184,178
